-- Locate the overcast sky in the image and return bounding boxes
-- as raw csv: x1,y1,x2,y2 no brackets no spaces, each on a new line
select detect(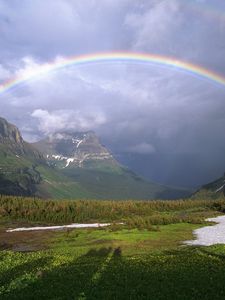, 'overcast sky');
0,0,225,186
